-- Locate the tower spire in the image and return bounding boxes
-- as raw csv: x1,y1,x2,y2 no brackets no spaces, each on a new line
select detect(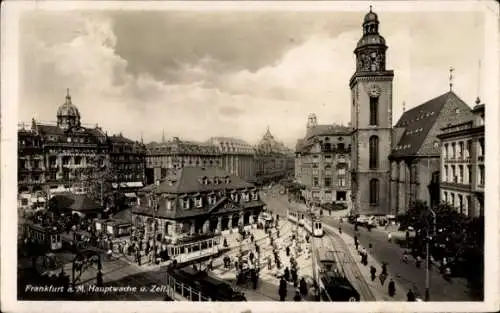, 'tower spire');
449,66,455,92
476,59,482,104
